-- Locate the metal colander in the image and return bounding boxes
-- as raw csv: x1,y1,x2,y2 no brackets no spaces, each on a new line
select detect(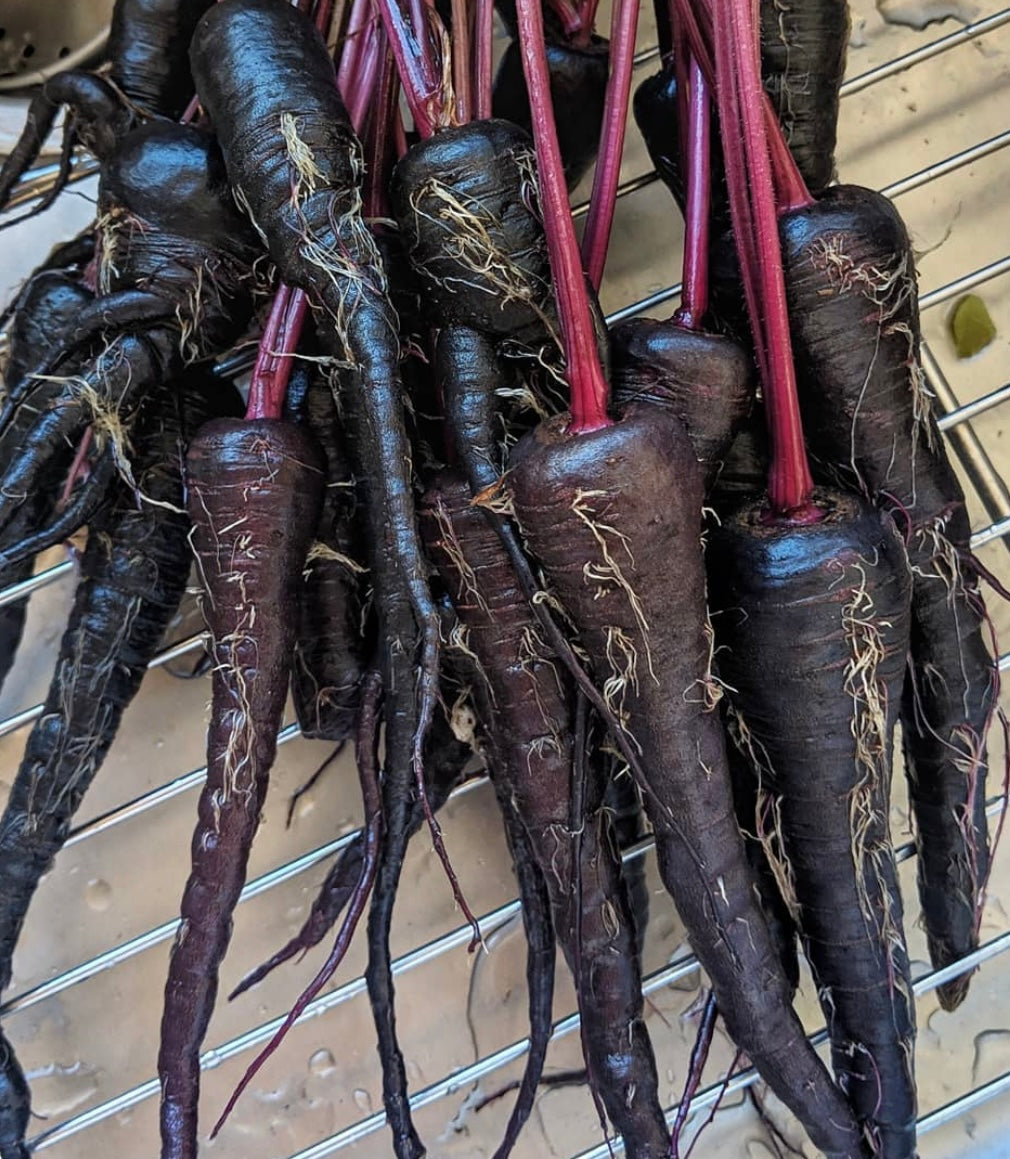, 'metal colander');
0,0,113,90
